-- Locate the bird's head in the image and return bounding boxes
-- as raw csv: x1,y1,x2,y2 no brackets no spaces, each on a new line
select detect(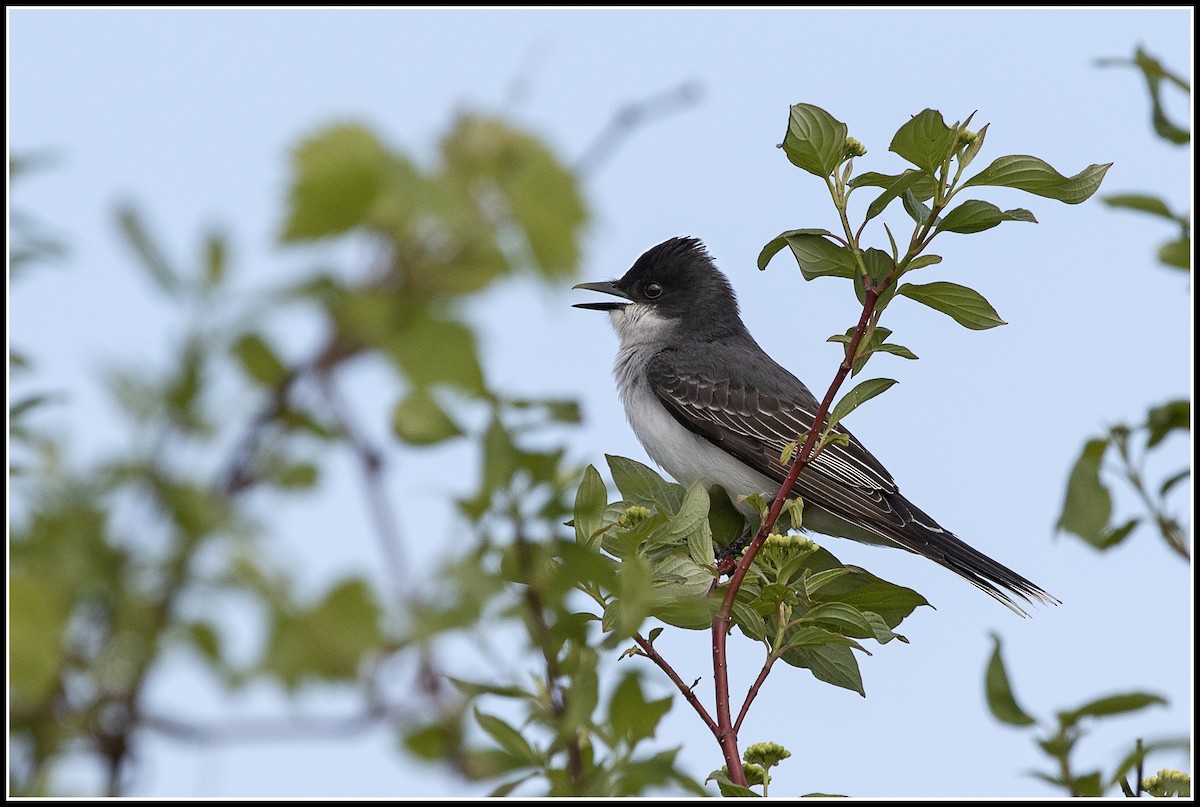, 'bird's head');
573,237,743,345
